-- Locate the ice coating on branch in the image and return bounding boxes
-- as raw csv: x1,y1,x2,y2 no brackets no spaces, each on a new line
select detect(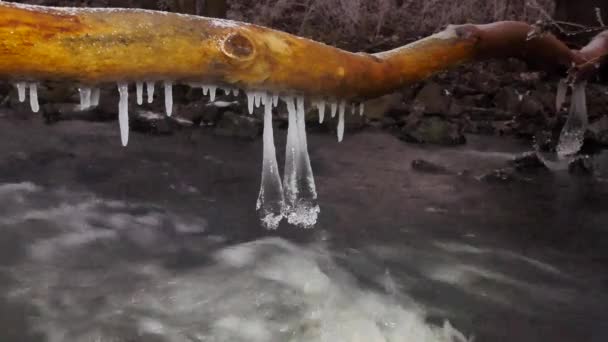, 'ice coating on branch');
257,93,285,230
136,82,143,105
164,81,173,117
556,81,588,158
146,82,155,103
79,87,91,110
331,101,338,118
282,96,320,228
555,78,568,112
315,100,326,123
91,88,100,107
337,101,346,142
117,83,130,147
29,83,39,113
16,82,26,103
